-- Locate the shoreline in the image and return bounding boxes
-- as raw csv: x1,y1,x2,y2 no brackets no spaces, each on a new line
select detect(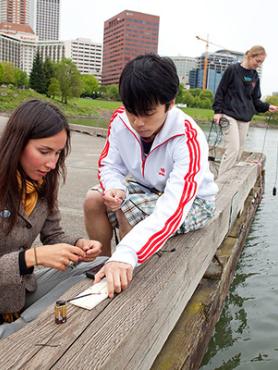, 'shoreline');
0,111,277,130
